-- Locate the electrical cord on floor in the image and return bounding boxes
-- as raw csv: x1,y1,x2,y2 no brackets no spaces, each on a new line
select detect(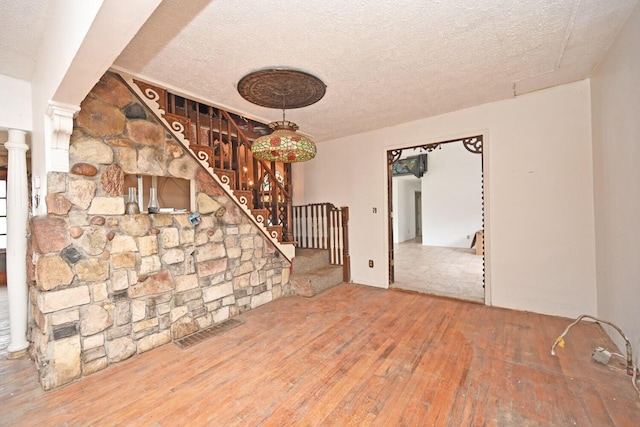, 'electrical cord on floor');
550,314,639,400
610,352,640,399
